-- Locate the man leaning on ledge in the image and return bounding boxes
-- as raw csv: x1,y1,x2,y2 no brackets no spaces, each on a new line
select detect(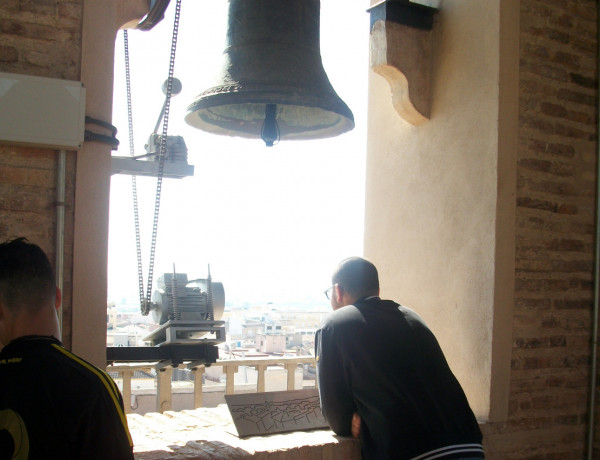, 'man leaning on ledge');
316,257,484,460
0,237,134,460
